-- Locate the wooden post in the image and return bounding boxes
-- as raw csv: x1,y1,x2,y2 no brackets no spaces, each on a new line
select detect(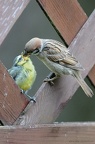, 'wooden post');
15,10,95,126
